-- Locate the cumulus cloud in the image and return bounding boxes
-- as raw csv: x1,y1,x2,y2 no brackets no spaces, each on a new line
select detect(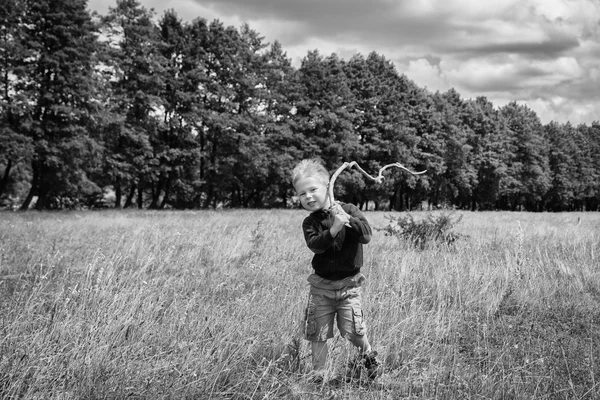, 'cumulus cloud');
87,0,600,124
447,56,584,93
404,59,450,92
